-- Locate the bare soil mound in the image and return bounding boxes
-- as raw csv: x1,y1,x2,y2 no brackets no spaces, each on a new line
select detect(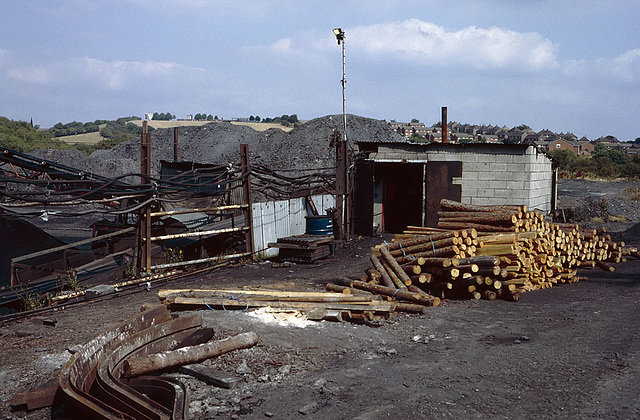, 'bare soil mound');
556,178,640,235
33,115,405,179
